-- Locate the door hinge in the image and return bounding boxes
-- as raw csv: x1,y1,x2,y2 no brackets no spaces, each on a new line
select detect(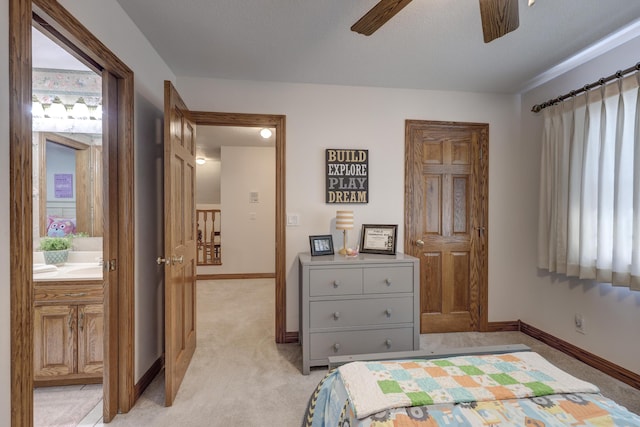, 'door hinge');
108,259,117,271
